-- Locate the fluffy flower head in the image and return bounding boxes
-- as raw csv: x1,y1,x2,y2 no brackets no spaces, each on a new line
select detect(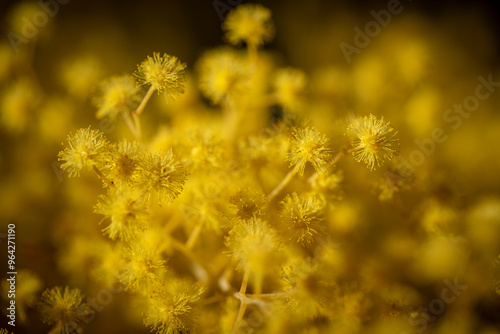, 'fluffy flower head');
136,53,186,100
94,75,141,120
58,127,109,177
287,127,331,176
346,114,399,171
222,4,275,47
